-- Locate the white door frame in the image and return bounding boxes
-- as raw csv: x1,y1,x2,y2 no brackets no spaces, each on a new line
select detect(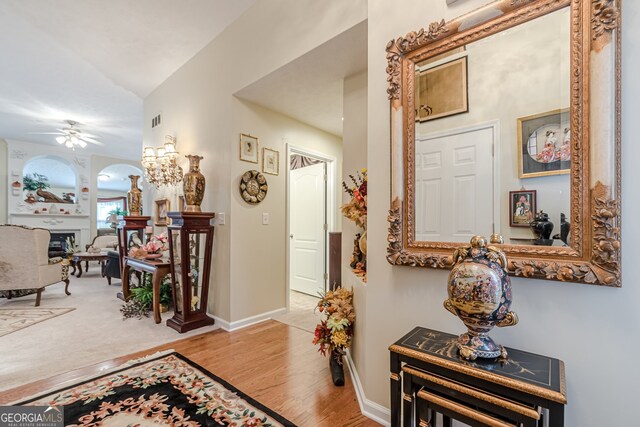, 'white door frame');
285,144,337,311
